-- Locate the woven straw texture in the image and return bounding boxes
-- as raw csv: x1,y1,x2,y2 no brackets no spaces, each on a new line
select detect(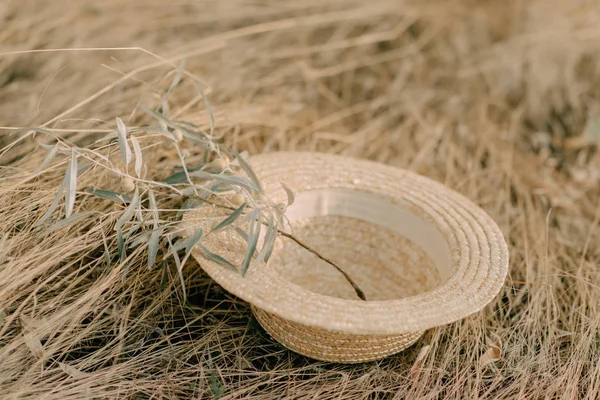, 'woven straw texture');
184,152,508,362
